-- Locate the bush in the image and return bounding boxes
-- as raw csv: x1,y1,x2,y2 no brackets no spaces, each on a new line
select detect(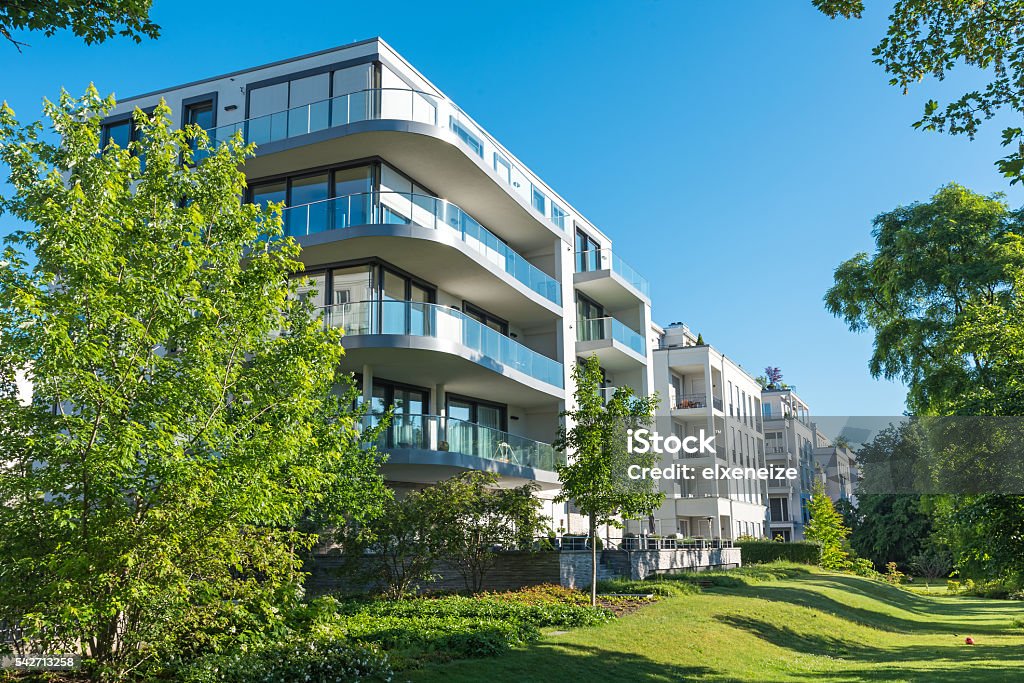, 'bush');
851,557,880,578
179,636,393,683
596,578,699,597
736,541,819,565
